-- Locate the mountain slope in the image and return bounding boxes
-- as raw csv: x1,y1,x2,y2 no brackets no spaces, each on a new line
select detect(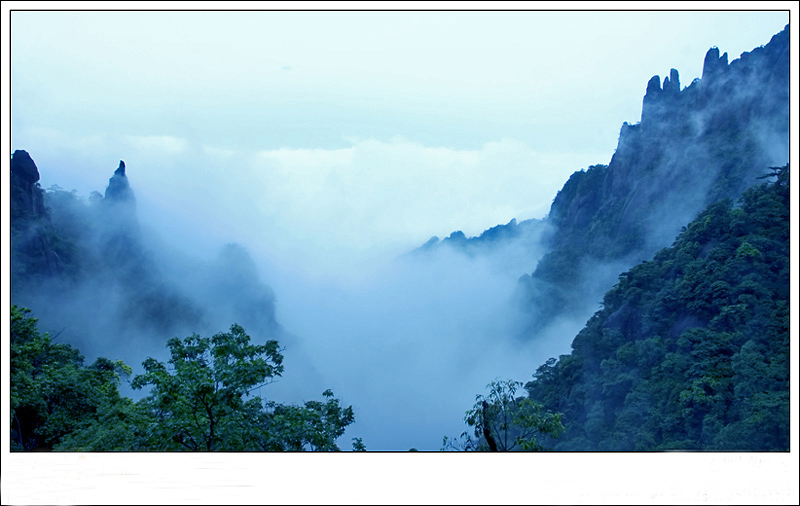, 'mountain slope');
418,26,788,339
518,25,789,329
525,165,789,450
10,151,282,360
